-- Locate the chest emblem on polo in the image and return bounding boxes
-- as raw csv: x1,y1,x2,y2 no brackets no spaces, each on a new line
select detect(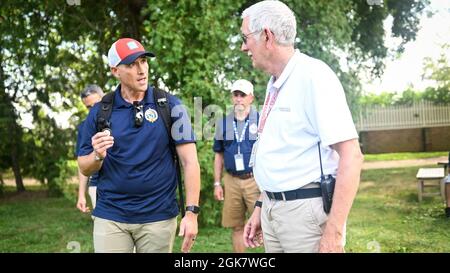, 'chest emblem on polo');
249,123,258,135
145,108,158,123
